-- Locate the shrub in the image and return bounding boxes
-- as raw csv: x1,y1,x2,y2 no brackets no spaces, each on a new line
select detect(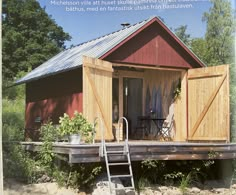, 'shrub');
137,177,150,192
140,159,166,184
2,98,39,182
37,120,102,191
38,121,58,173
53,163,102,191
3,143,41,183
